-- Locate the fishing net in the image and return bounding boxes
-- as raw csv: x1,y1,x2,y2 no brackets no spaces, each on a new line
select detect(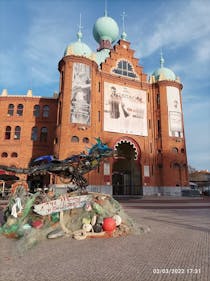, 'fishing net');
0,189,149,252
